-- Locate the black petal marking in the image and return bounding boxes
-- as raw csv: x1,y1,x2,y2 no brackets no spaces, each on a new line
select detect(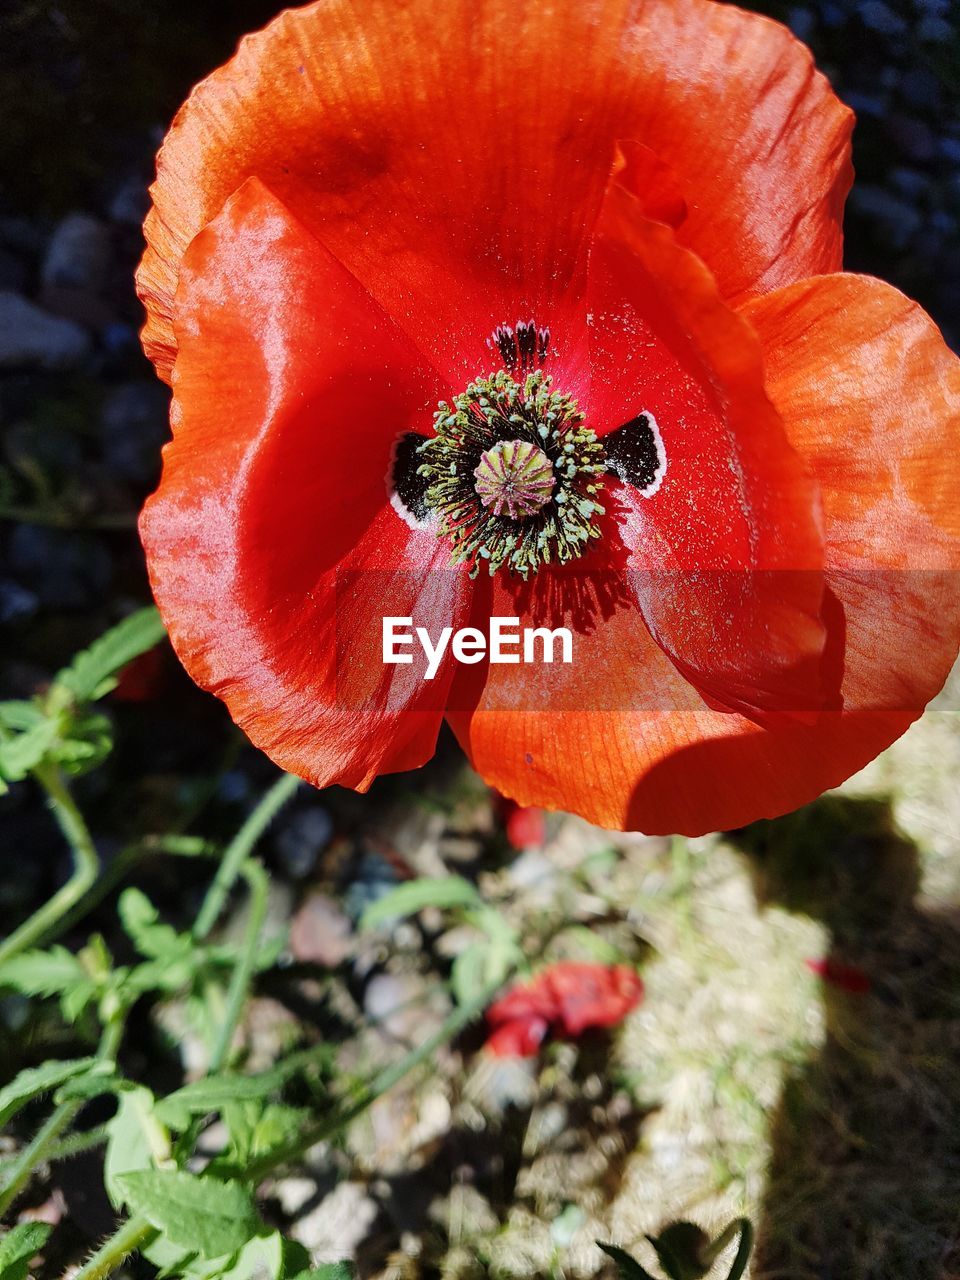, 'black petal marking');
604,411,667,496
389,431,433,528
